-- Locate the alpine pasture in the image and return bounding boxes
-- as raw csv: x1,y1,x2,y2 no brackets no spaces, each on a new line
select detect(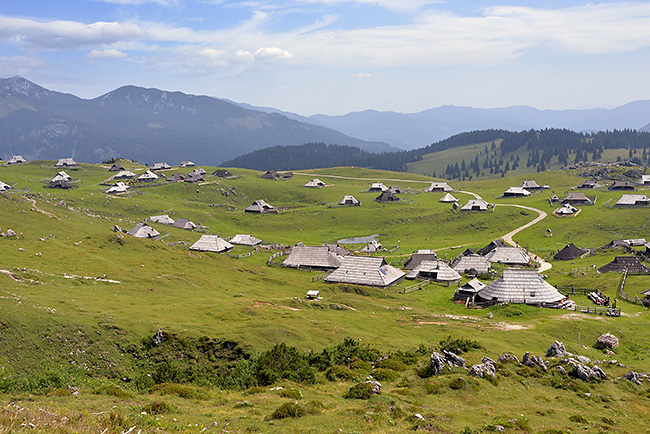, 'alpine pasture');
1,159,650,434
